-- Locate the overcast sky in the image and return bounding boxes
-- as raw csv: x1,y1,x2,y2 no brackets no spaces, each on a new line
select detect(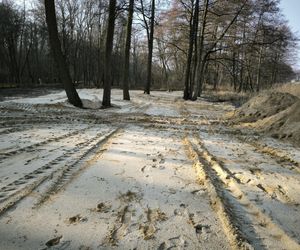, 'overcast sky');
279,0,300,69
